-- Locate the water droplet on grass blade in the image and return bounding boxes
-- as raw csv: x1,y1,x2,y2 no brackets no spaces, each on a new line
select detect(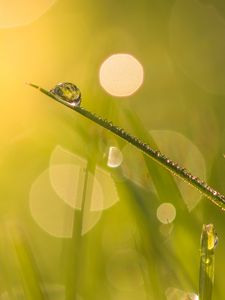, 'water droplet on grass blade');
50,82,81,106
